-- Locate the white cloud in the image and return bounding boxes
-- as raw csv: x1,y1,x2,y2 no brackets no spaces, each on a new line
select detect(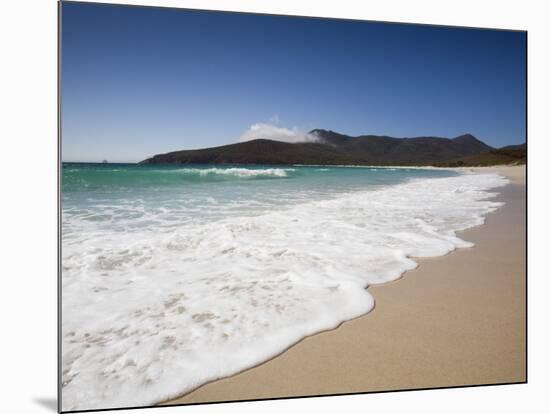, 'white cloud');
237,123,319,144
